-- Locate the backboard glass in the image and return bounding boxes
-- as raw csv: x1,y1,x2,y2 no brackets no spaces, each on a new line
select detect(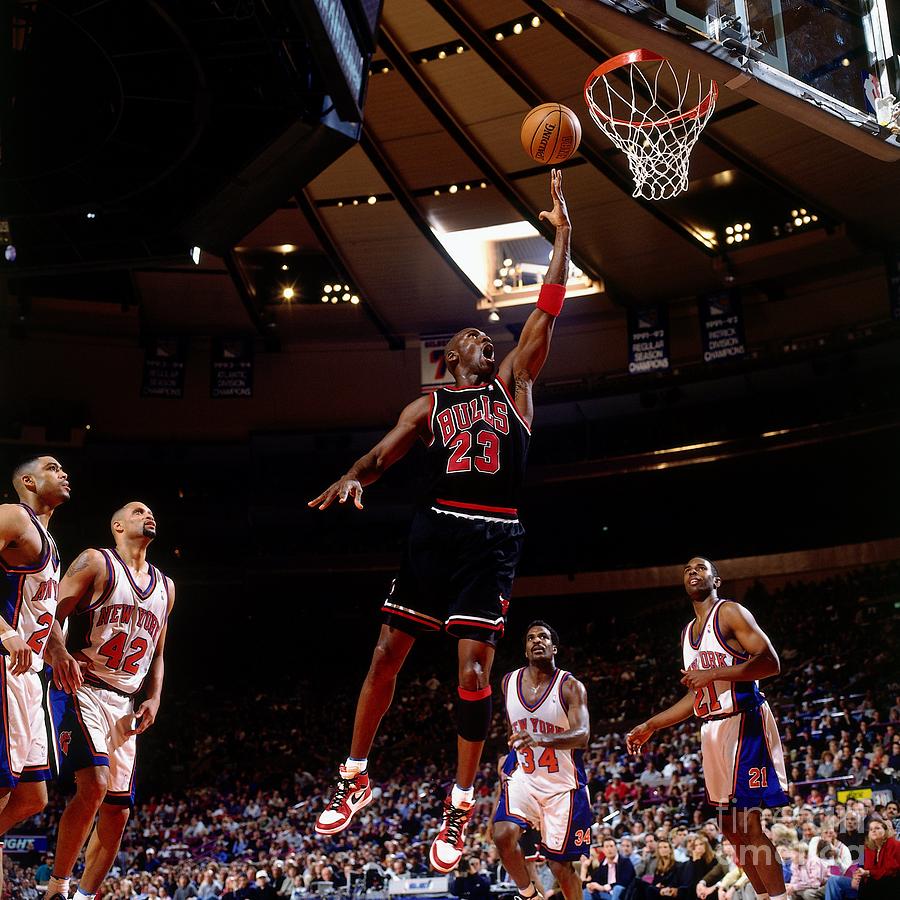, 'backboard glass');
559,0,900,159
